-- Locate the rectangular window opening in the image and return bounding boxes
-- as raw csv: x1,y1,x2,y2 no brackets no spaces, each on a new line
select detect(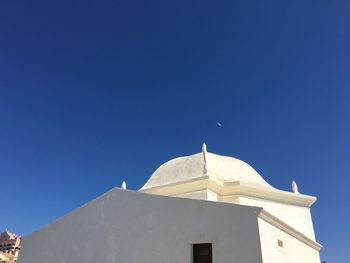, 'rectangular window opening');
193,243,212,263
277,239,283,248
